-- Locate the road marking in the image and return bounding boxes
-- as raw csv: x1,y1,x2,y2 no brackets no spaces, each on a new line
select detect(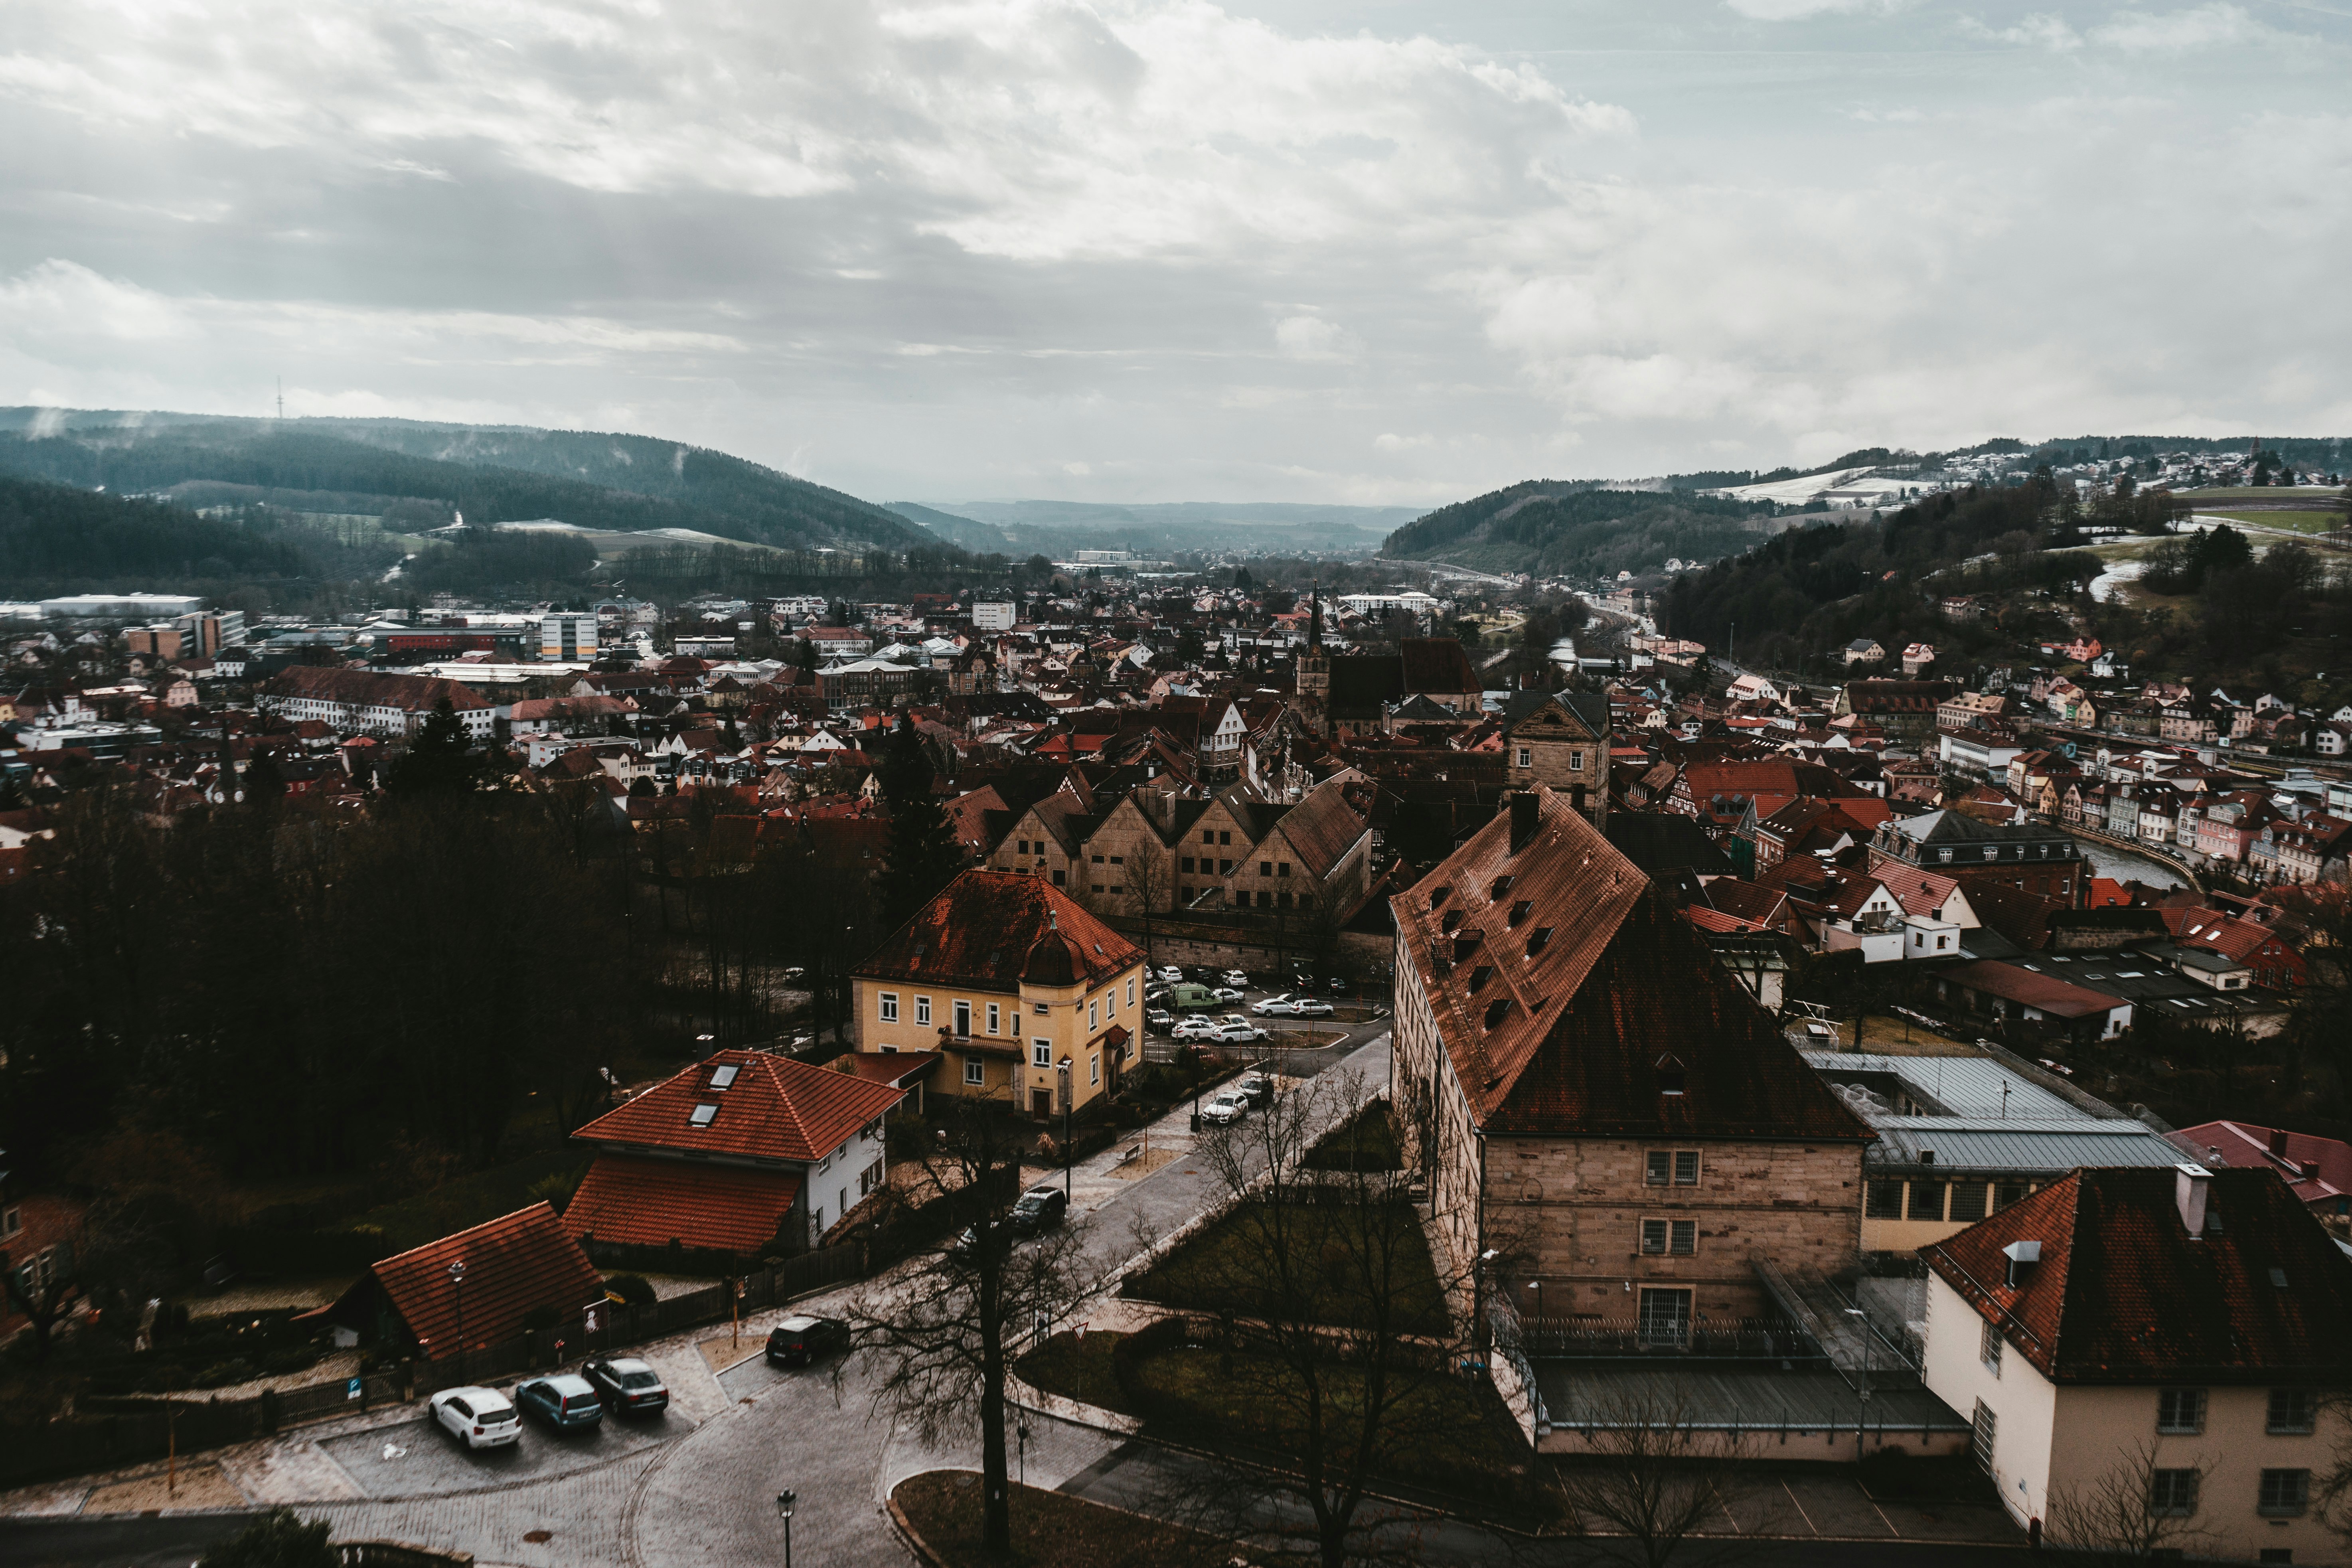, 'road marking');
1780,1479,1817,1535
